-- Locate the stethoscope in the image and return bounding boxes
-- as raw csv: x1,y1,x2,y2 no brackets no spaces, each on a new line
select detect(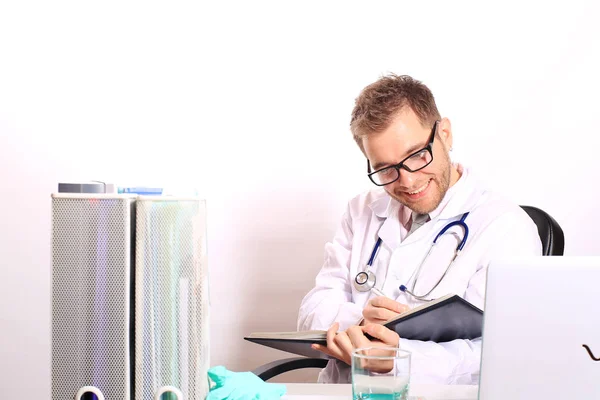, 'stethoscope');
353,212,470,301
